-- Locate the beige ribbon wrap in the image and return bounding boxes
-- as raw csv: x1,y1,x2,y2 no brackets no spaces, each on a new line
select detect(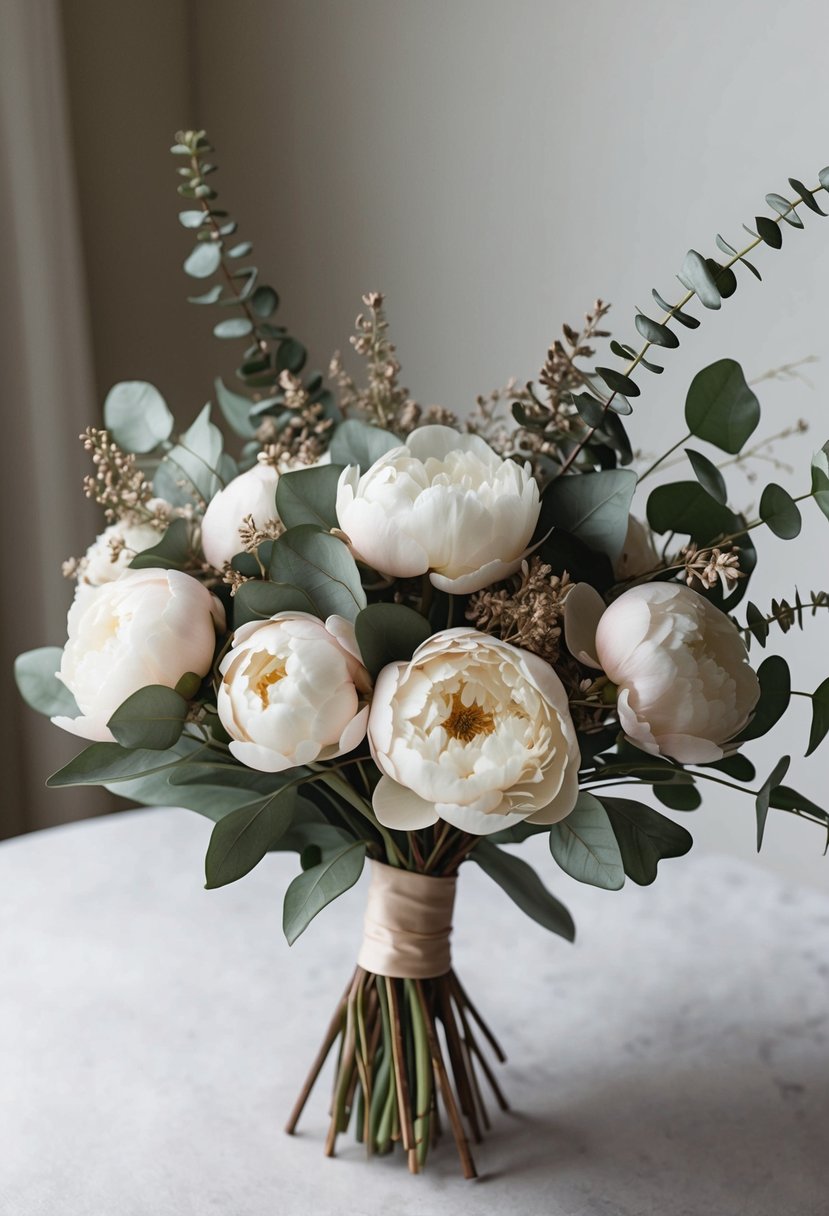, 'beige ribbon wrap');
357,860,457,979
